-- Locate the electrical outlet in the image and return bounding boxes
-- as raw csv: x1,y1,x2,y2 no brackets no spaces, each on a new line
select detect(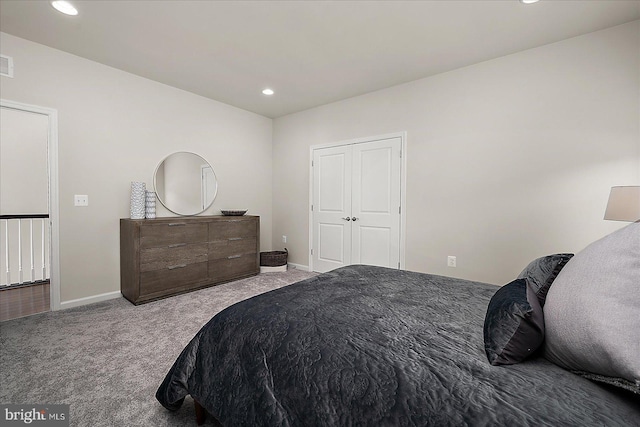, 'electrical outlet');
74,195,89,206
282,235,287,243
447,256,457,267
